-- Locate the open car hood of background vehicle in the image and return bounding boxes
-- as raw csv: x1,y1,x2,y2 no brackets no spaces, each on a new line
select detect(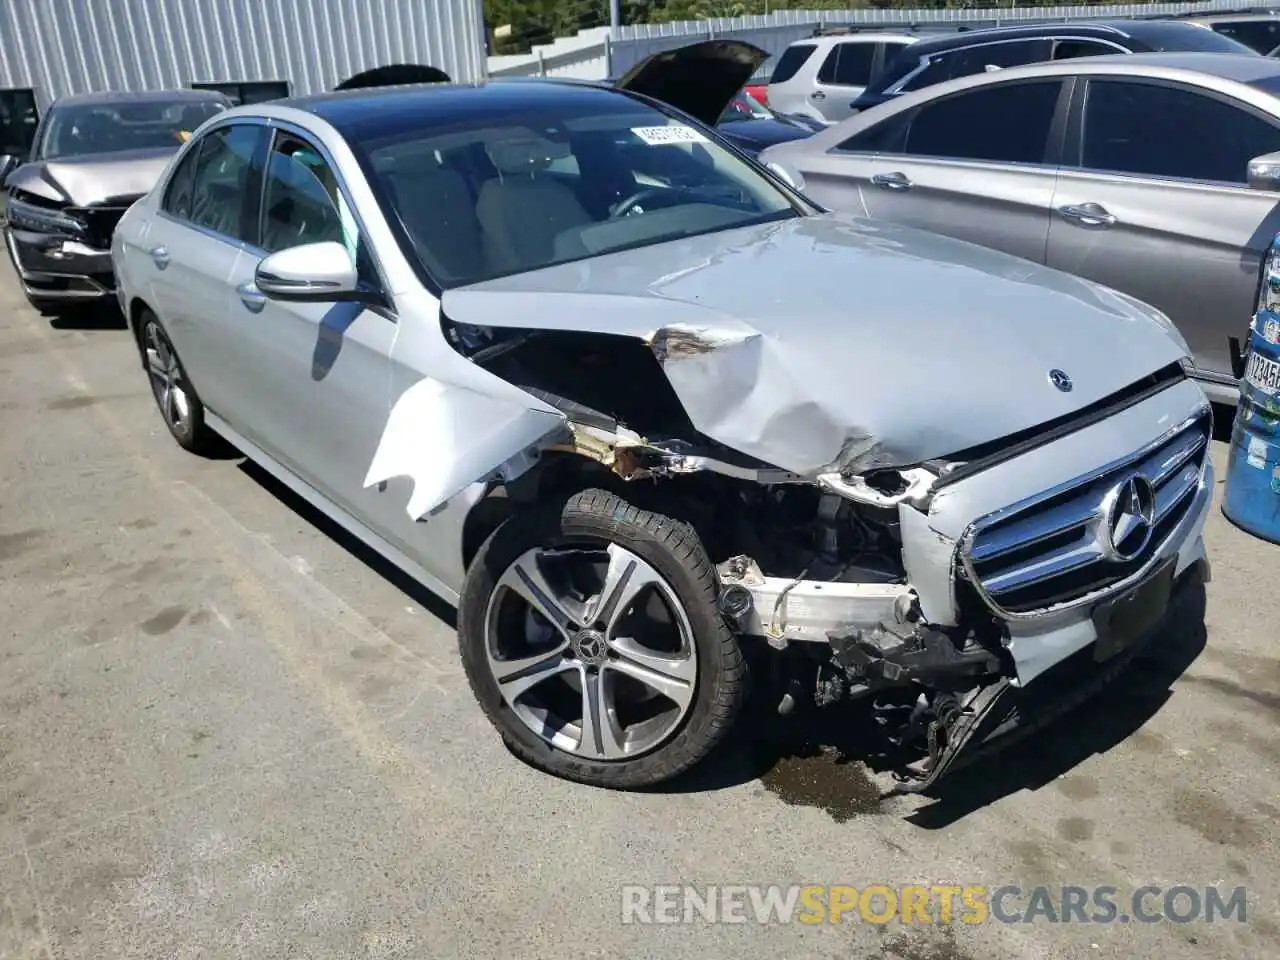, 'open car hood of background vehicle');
613,39,769,127
7,146,179,206
441,212,1190,477
334,64,451,89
